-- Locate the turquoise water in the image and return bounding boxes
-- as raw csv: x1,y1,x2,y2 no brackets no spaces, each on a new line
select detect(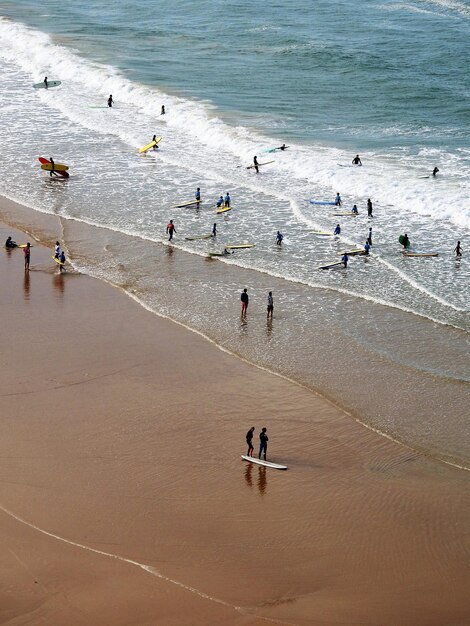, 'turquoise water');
2,0,470,148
